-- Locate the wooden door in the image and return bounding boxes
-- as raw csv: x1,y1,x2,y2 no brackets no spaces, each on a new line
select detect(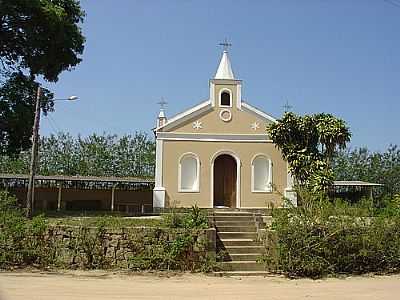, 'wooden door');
213,154,237,207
